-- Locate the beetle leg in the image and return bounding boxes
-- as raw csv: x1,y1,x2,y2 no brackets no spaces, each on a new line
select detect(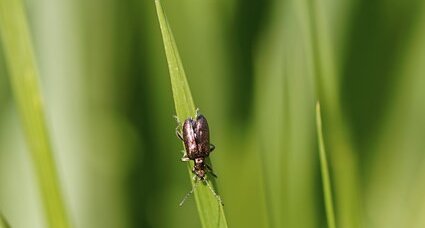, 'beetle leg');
174,115,184,141
176,129,184,141
209,144,215,152
206,164,218,178
181,153,190,162
195,108,200,117
191,168,198,181
205,163,212,170
208,171,218,178
173,115,180,123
